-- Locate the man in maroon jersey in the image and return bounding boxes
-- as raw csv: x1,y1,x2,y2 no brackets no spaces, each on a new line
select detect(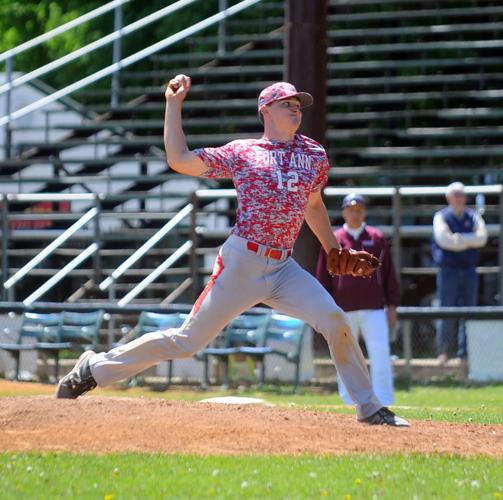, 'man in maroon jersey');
316,193,400,406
